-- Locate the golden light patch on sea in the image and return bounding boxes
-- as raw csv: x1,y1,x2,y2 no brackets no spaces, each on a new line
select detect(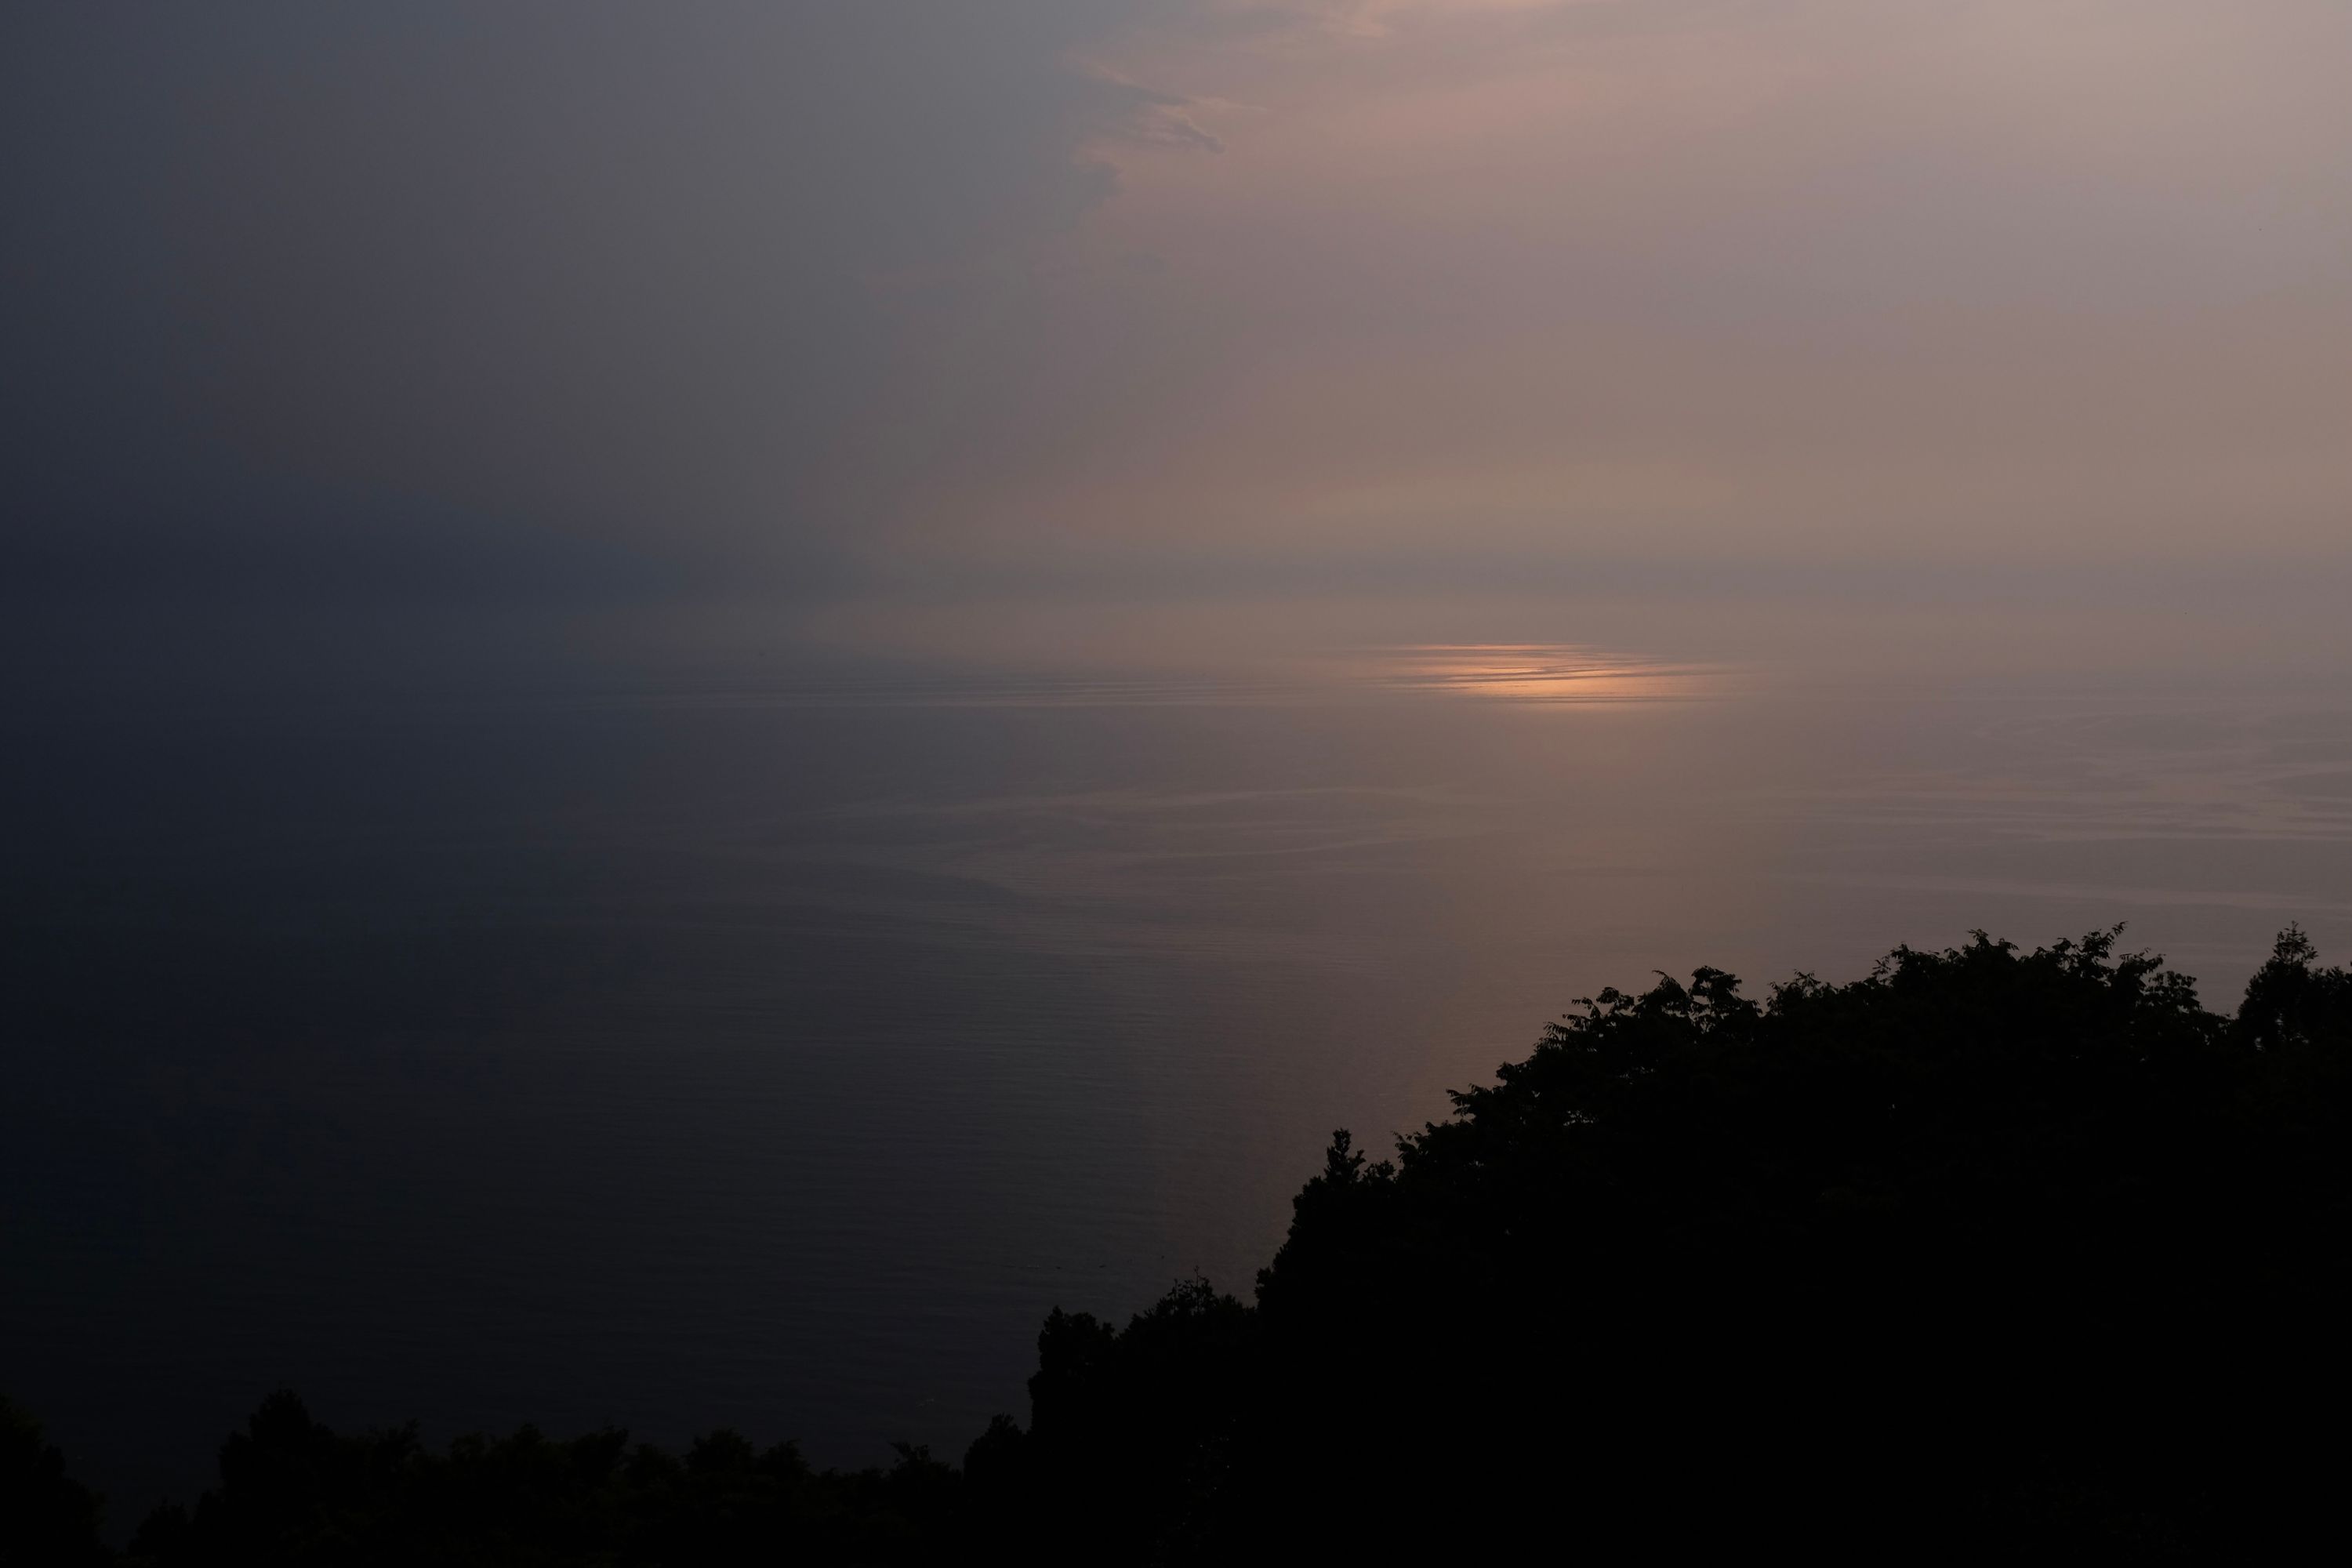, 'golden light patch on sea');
1356,644,1719,702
